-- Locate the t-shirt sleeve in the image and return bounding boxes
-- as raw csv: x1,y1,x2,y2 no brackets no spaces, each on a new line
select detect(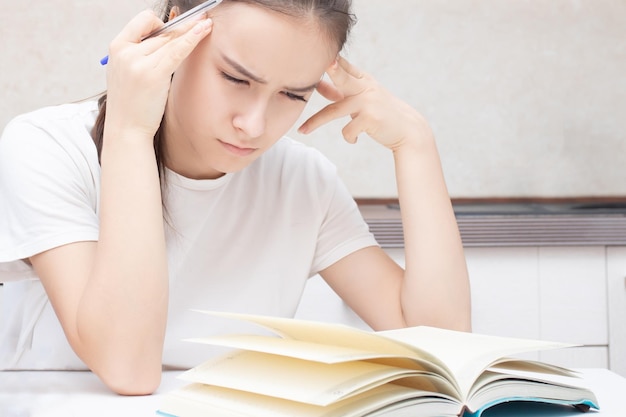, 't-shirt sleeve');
310,168,379,275
0,117,99,281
